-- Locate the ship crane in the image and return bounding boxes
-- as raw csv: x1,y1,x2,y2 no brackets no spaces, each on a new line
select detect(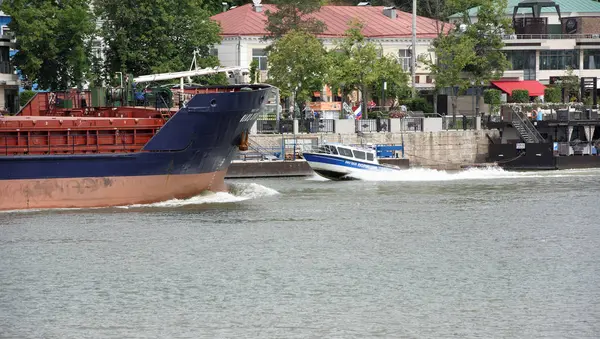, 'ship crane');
133,50,249,93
